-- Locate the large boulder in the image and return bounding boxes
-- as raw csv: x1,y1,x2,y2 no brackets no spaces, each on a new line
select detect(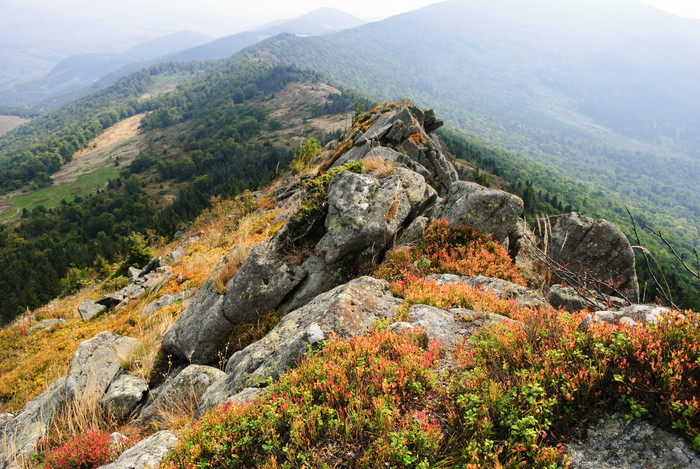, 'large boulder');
440,181,524,249
0,377,68,467
315,168,426,263
64,331,140,401
536,213,639,302
135,365,225,430
97,430,179,469
197,277,402,411
566,413,700,468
